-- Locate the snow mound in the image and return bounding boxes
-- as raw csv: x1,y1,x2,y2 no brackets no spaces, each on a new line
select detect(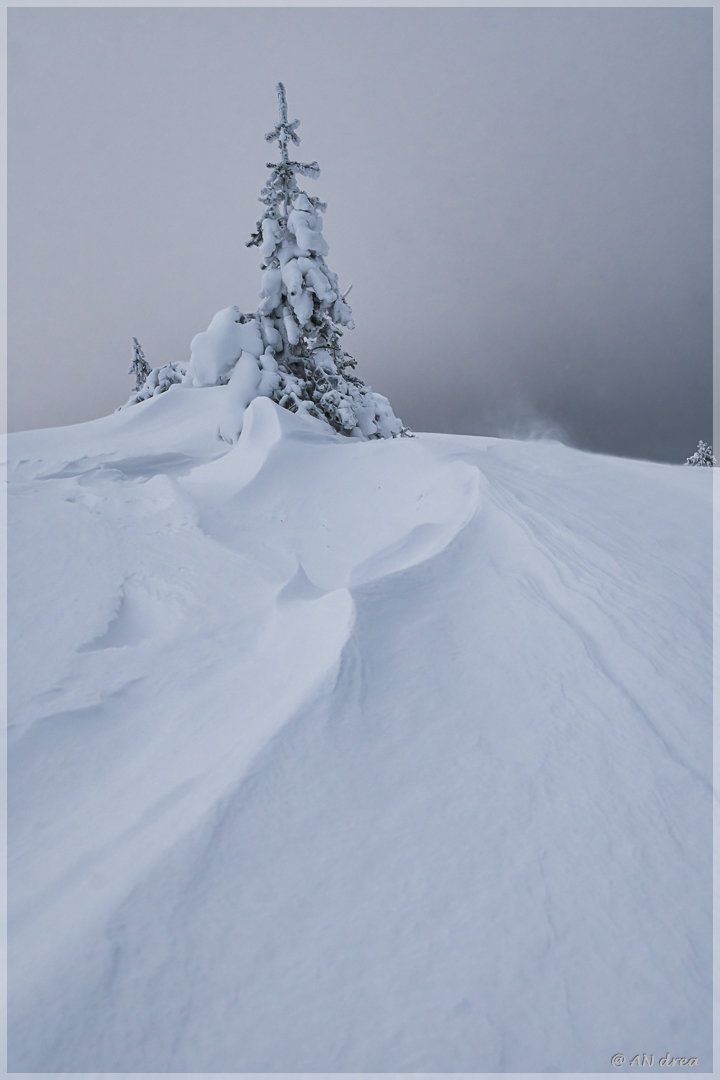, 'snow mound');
7,395,712,1073
185,305,264,388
